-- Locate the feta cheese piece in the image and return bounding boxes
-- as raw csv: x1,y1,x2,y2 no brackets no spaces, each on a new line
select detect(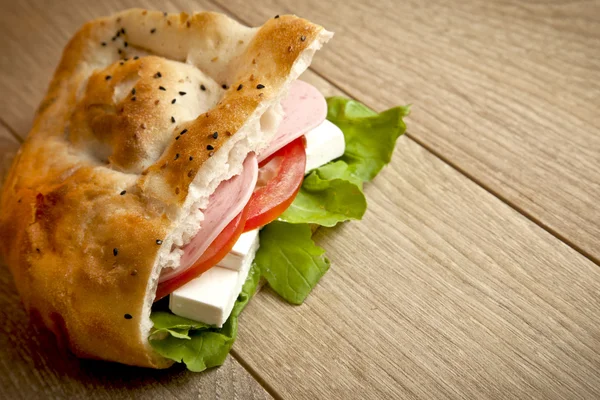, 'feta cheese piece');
304,119,345,173
217,229,259,271
169,229,259,327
